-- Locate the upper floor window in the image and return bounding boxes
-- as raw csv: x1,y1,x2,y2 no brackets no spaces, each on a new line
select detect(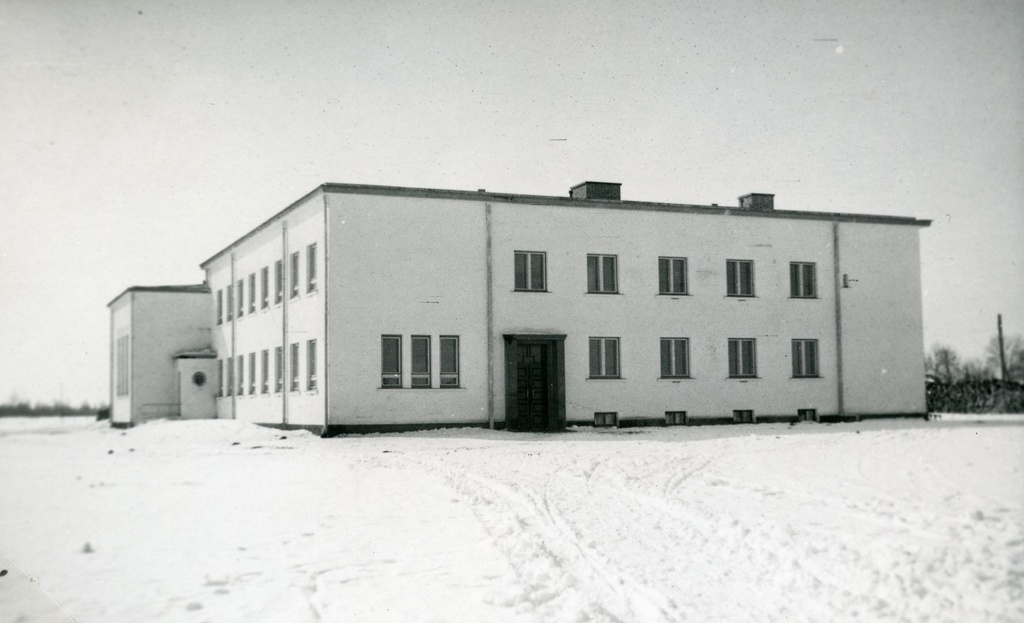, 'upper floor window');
790,262,817,298
237,279,245,317
274,260,284,304
307,244,317,292
248,274,256,314
792,339,819,377
411,336,431,387
589,337,620,378
726,260,754,297
587,254,618,293
658,257,688,295
381,335,402,388
728,338,757,378
226,285,234,321
440,336,460,387
260,267,269,309
216,290,223,325
660,338,690,378
290,252,300,299
307,339,317,390
514,251,546,291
